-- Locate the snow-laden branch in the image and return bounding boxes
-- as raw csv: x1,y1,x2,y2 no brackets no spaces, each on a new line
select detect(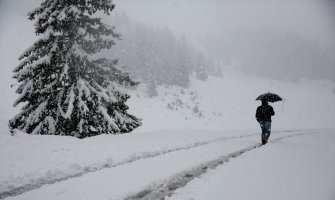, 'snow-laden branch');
98,106,120,132
40,28,62,42
77,79,90,114
58,86,75,119
31,116,56,135
86,82,115,103
22,101,48,132
15,54,52,80
13,80,33,107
